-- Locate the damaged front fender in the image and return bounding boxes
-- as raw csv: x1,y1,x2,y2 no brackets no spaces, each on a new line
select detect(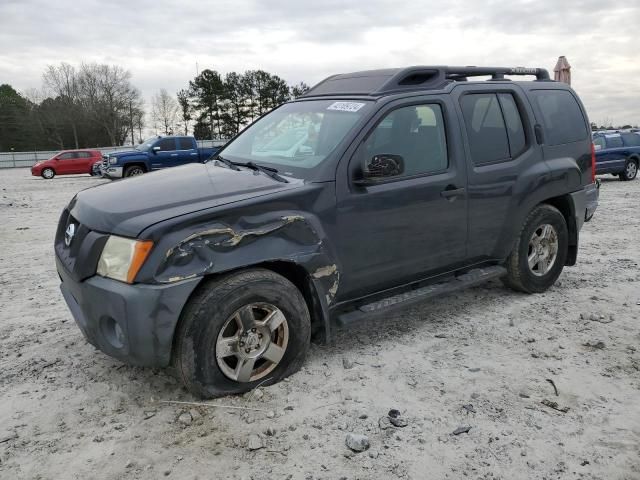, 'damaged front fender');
149,211,341,308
